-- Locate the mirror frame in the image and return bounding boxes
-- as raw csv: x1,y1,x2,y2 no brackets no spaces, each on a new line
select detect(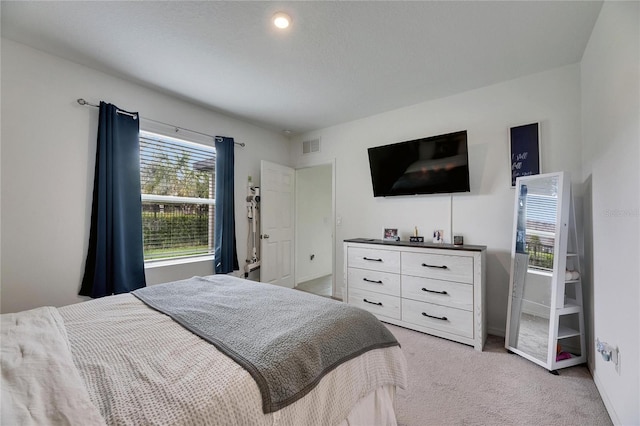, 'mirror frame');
504,171,570,370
